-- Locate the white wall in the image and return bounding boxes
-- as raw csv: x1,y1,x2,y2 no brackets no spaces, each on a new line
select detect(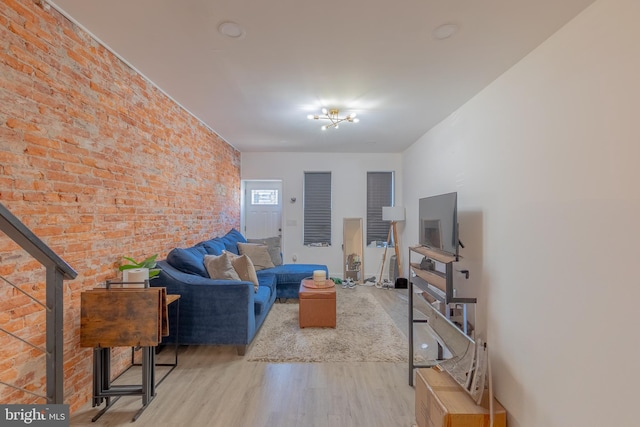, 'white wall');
241,152,403,279
402,0,640,425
